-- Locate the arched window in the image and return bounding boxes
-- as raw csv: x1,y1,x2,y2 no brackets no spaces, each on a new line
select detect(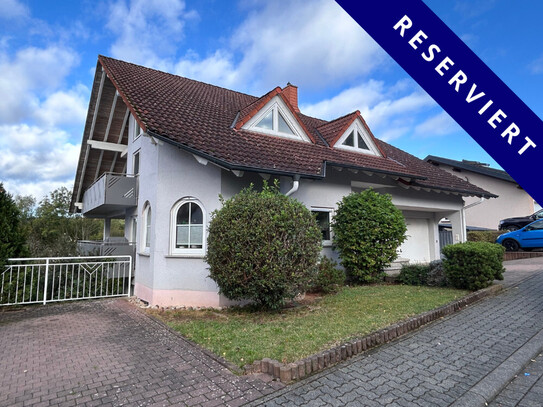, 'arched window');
170,198,205,256
142,203,152,253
